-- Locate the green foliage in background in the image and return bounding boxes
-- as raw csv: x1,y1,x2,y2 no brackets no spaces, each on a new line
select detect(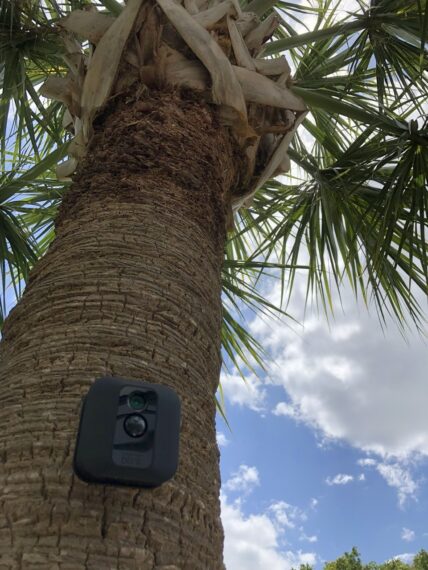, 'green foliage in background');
298,548,428,570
